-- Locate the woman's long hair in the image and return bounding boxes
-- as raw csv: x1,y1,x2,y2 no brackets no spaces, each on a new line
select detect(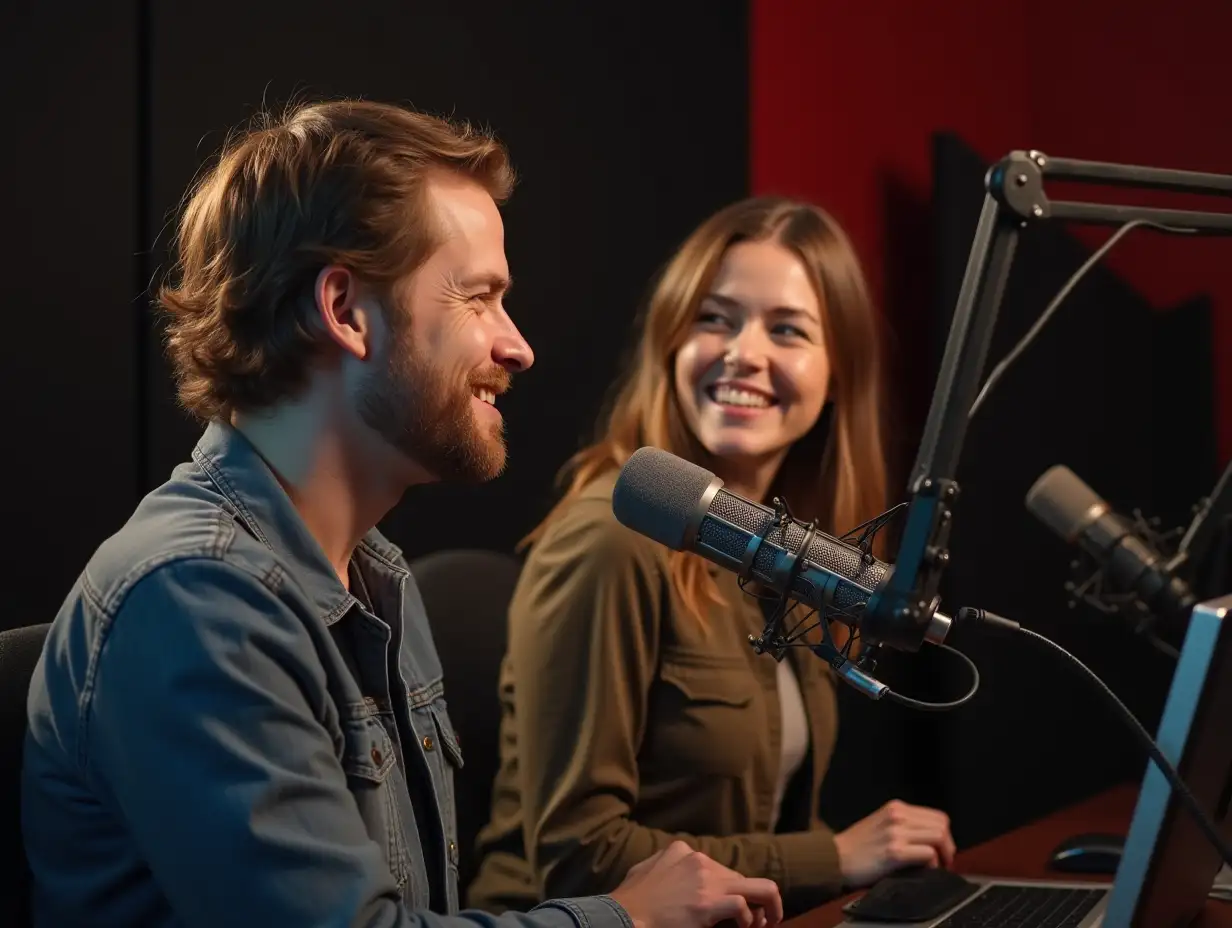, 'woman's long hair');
525,196,890,623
